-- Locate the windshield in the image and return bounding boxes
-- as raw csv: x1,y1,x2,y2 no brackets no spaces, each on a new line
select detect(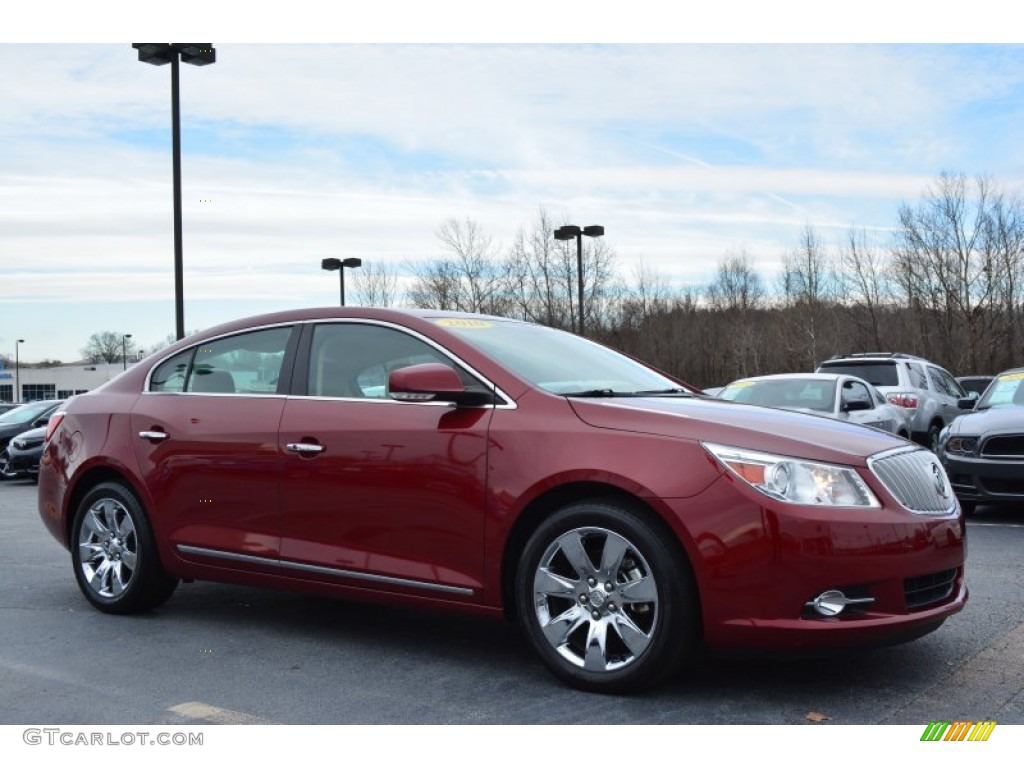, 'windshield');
434,318,684,396
0,401,54,424
976,372,1024,409
818,361,898,387
719,378,836,412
